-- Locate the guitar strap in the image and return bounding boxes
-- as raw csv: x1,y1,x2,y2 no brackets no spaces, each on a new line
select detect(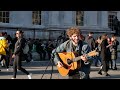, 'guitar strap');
78,40,83,56
73,40,83,67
